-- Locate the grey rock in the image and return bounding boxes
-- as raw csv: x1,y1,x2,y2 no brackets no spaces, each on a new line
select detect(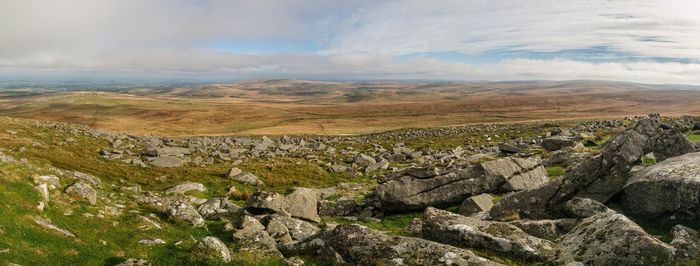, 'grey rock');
164,199,205,227
116,258,152,266
246,191,287,215
165,182,206,195
458,193,494,216
267,216,319,241
647,131,695,162
622,152,700,219
508,219,578,241
556,210,675,265
191,237,231,263
33,217,76,238
482,157,549,192
422,207,555,261
490,114,662,220
65,181,97,205
541,136,575,151
284,187,321,223
232,226,283,259
232,172,263,186
318,197,359,217
376,165,496,212
150,156,186,167
671,225,699,263
327,224,499,266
